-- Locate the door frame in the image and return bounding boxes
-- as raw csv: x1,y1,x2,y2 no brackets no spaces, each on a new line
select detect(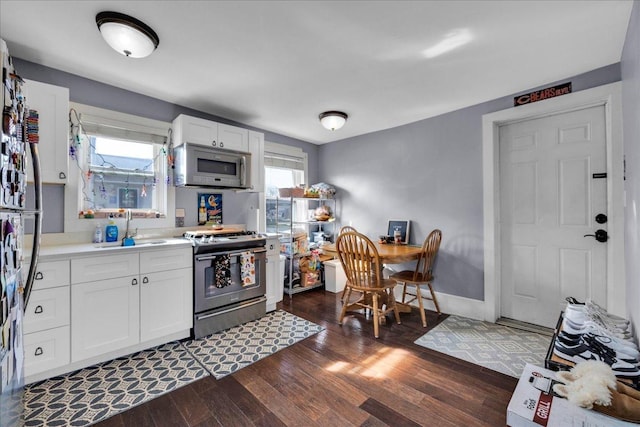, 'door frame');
482,82,625,323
